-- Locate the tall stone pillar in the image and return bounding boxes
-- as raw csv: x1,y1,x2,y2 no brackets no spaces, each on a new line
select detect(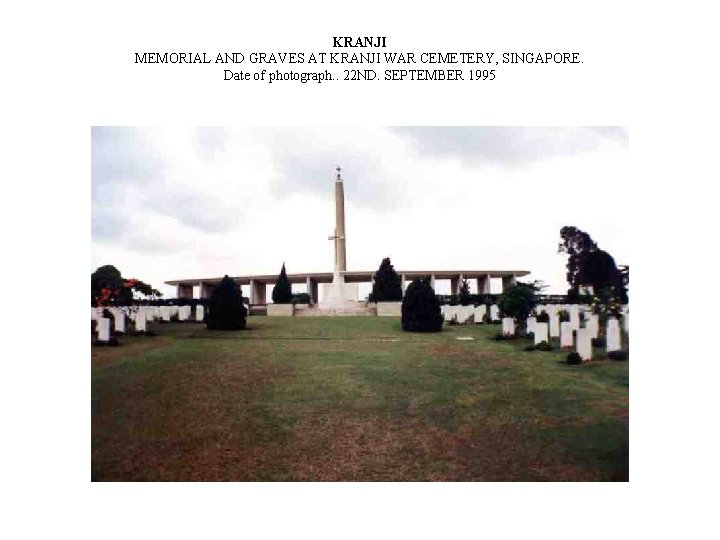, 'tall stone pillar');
502,275,517,291
335,168,347,271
